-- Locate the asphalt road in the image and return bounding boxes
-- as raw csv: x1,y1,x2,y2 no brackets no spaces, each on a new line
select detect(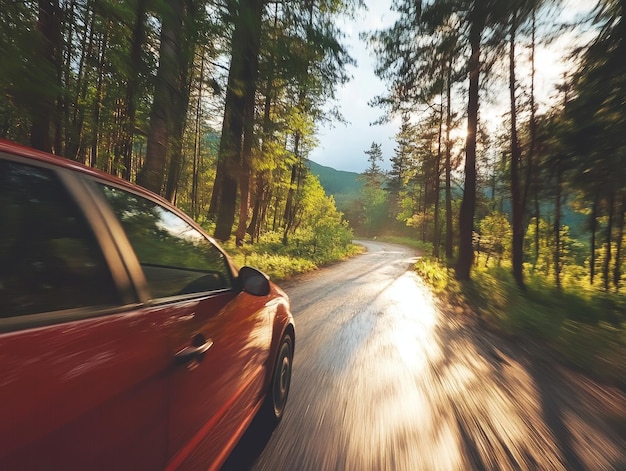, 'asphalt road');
222,241,625,471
